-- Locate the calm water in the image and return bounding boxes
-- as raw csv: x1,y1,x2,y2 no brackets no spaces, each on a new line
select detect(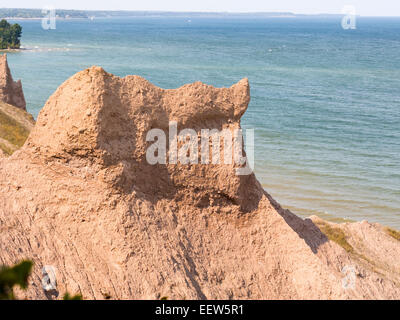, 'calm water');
5,17,400,228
